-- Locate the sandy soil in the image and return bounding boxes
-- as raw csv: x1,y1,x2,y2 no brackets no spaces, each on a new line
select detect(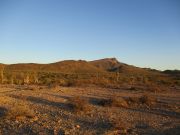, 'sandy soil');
0,85,180,135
